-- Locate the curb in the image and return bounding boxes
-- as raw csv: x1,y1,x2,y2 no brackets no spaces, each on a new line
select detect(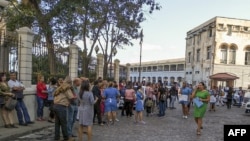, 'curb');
0,125,54,140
